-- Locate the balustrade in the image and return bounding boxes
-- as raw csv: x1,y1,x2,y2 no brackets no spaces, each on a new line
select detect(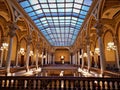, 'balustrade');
0,76,120,90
